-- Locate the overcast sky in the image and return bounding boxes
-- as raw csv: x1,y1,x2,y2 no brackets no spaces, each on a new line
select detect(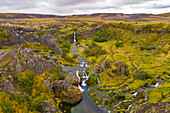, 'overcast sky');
0,0,169,15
